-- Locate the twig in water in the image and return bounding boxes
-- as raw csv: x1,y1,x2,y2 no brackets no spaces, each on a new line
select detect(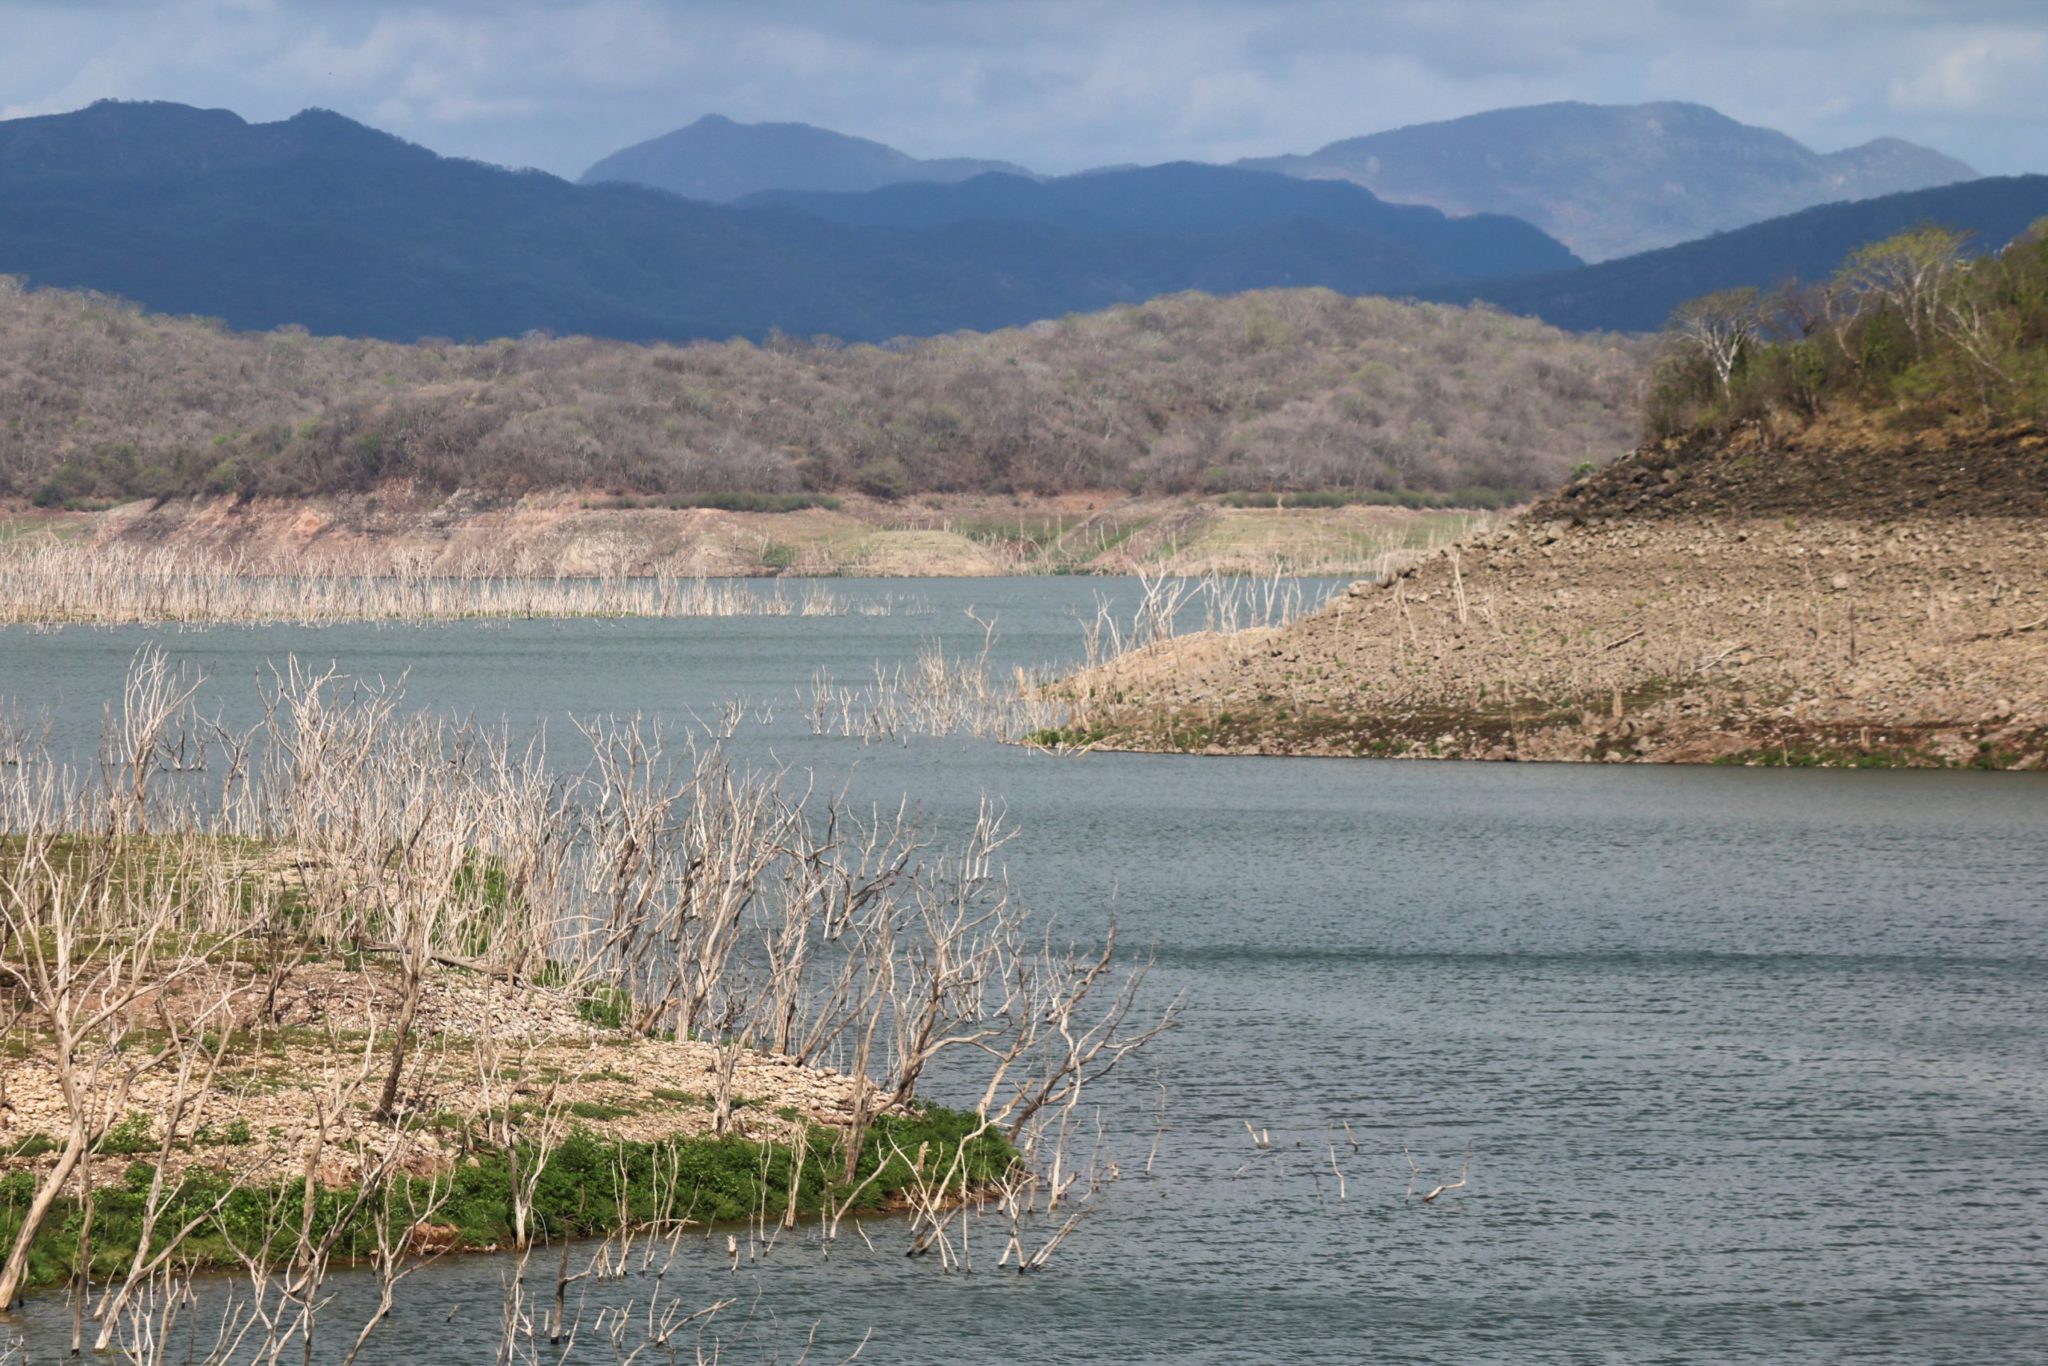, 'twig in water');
1405,1142,1473,1203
